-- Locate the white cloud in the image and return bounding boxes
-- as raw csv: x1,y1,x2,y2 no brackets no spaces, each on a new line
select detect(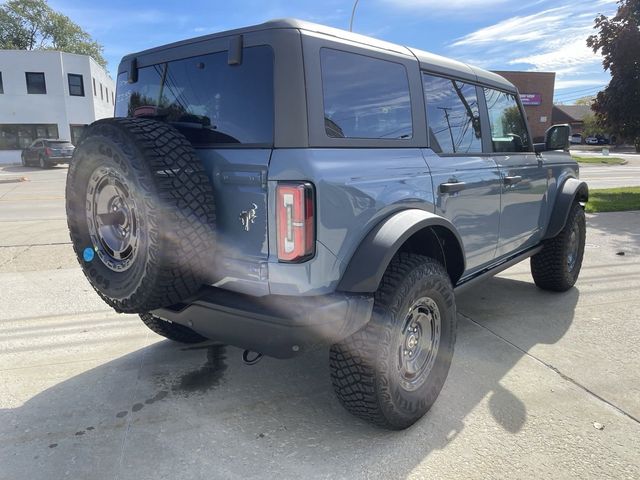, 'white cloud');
383,0,508,5
555,79,607,89
447,0,616,96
